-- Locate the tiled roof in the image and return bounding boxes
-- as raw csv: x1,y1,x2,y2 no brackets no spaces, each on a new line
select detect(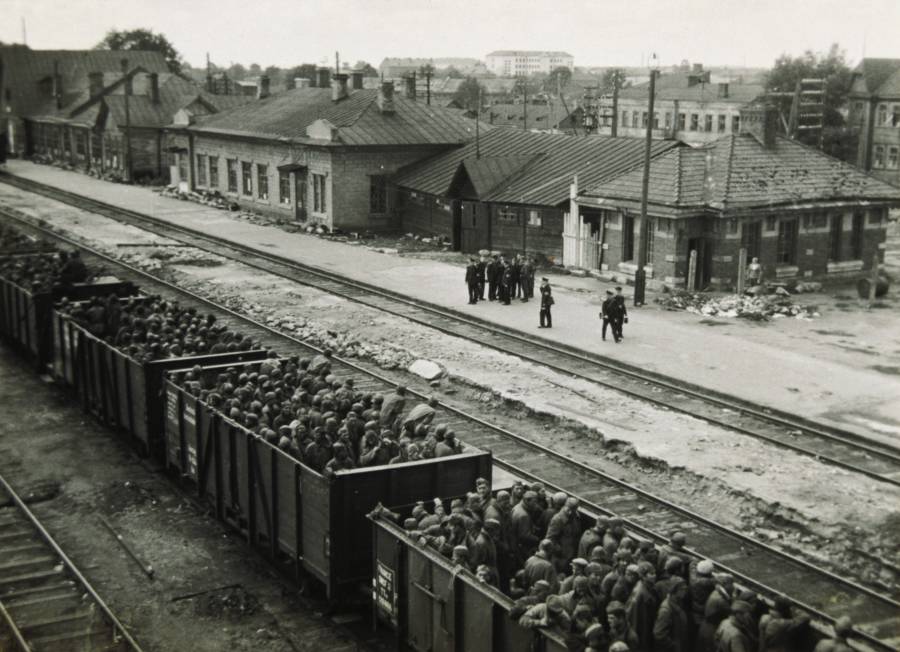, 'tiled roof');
1,46,169,117
393,127,679,207
585,134,900,214
852,58,900,96
481,102,580,131
188,87,486,146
